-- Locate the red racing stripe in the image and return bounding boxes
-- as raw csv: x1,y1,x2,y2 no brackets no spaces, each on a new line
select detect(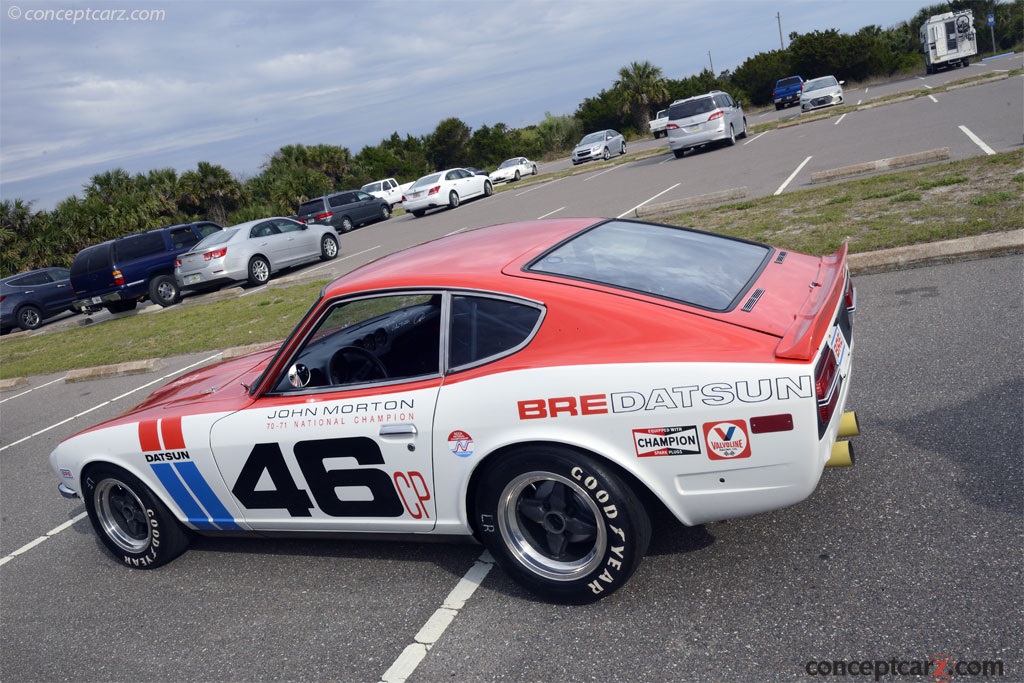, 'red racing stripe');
160,416,186,450
138,420,161,451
